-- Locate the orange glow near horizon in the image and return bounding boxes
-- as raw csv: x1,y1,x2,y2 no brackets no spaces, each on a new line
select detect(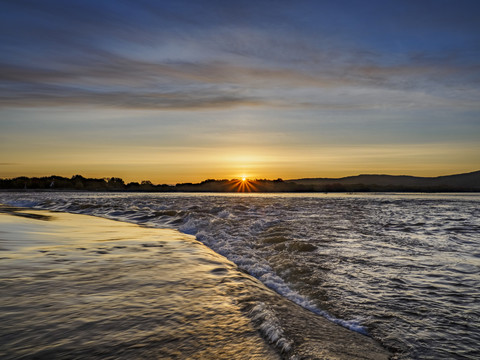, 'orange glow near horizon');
1,140,479,184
